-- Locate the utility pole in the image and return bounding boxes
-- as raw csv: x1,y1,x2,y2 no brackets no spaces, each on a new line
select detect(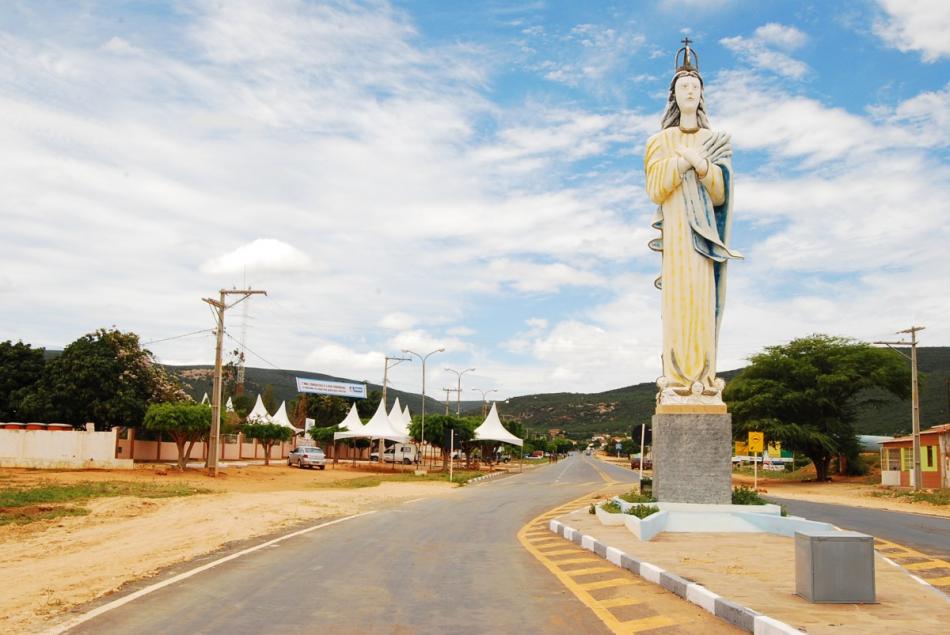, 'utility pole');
203,288,266,477
875,326,925,490
444,367,475,415
380,355,411,463
442,387,460,415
